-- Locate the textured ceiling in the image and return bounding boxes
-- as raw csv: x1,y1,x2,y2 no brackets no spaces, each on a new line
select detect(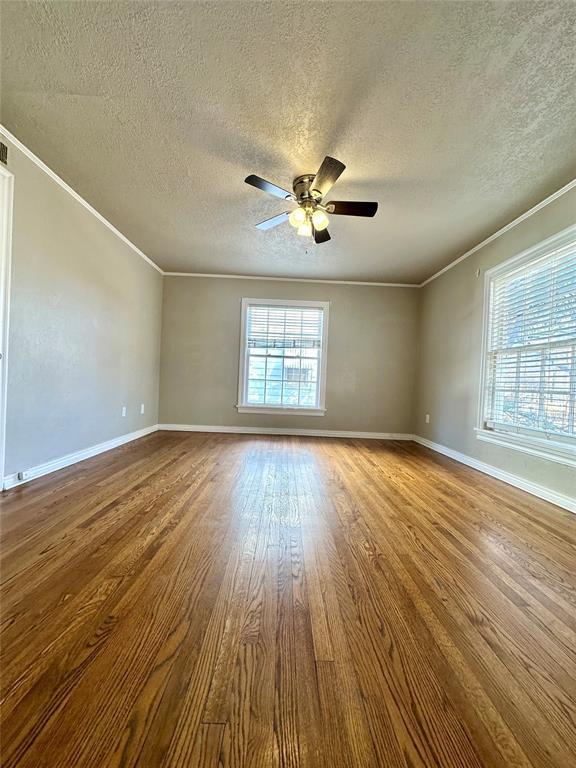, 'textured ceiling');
1,1,575,283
